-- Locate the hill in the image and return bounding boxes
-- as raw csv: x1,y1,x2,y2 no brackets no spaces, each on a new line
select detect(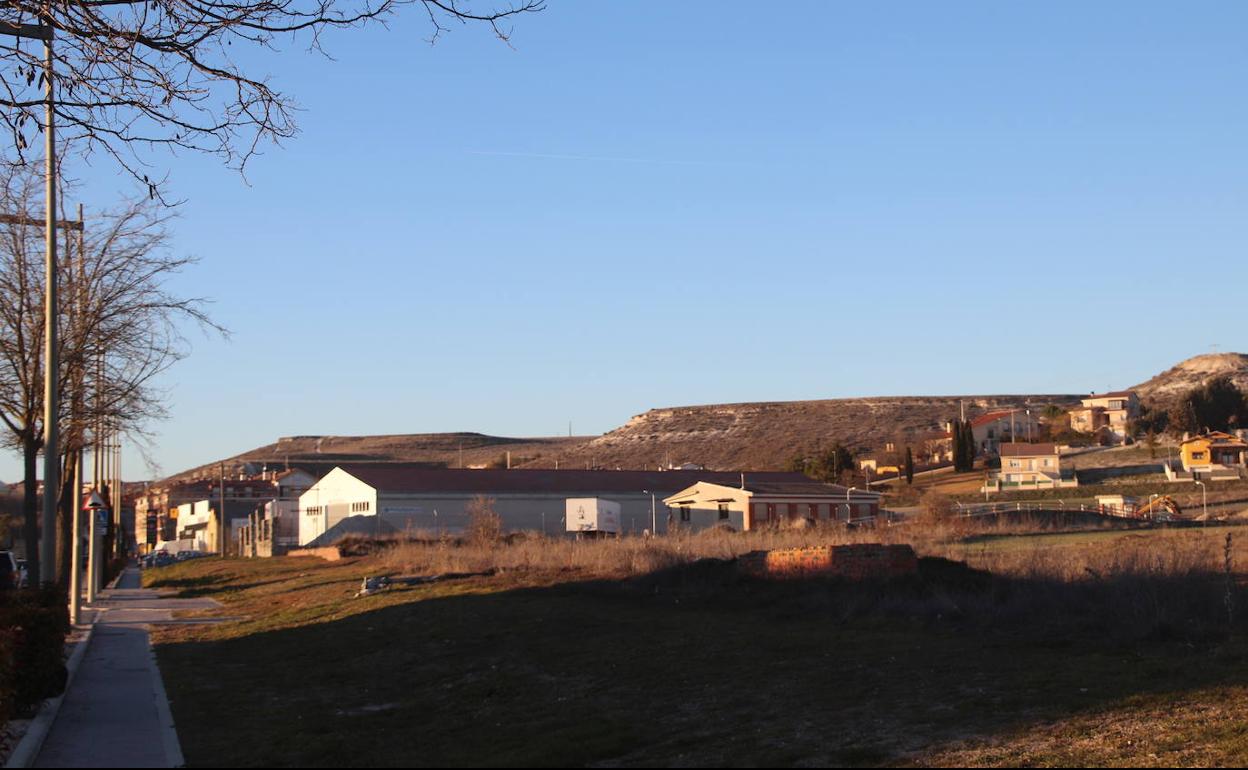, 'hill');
161,353,1248,482
1132,353,1248,402
522,395,1081,471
